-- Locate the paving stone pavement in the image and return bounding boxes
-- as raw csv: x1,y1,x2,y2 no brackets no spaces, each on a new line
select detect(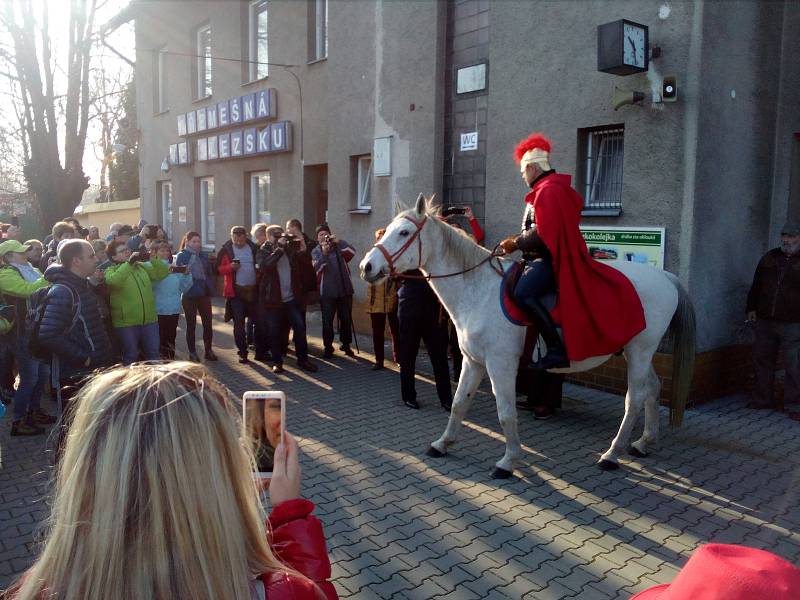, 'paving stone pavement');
2,303,800,598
